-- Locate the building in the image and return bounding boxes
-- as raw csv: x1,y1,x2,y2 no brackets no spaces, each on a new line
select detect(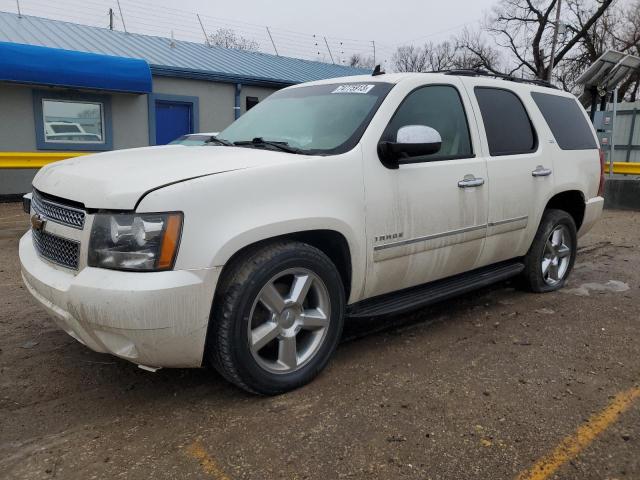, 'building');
0,11,368,196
